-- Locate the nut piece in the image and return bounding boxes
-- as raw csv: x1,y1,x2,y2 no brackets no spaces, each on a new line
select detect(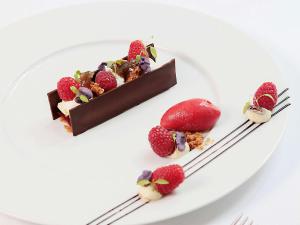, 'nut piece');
185,132,204,149
126,66,141,82
80,71,94,88
59,117,73,133
90,82,104,96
